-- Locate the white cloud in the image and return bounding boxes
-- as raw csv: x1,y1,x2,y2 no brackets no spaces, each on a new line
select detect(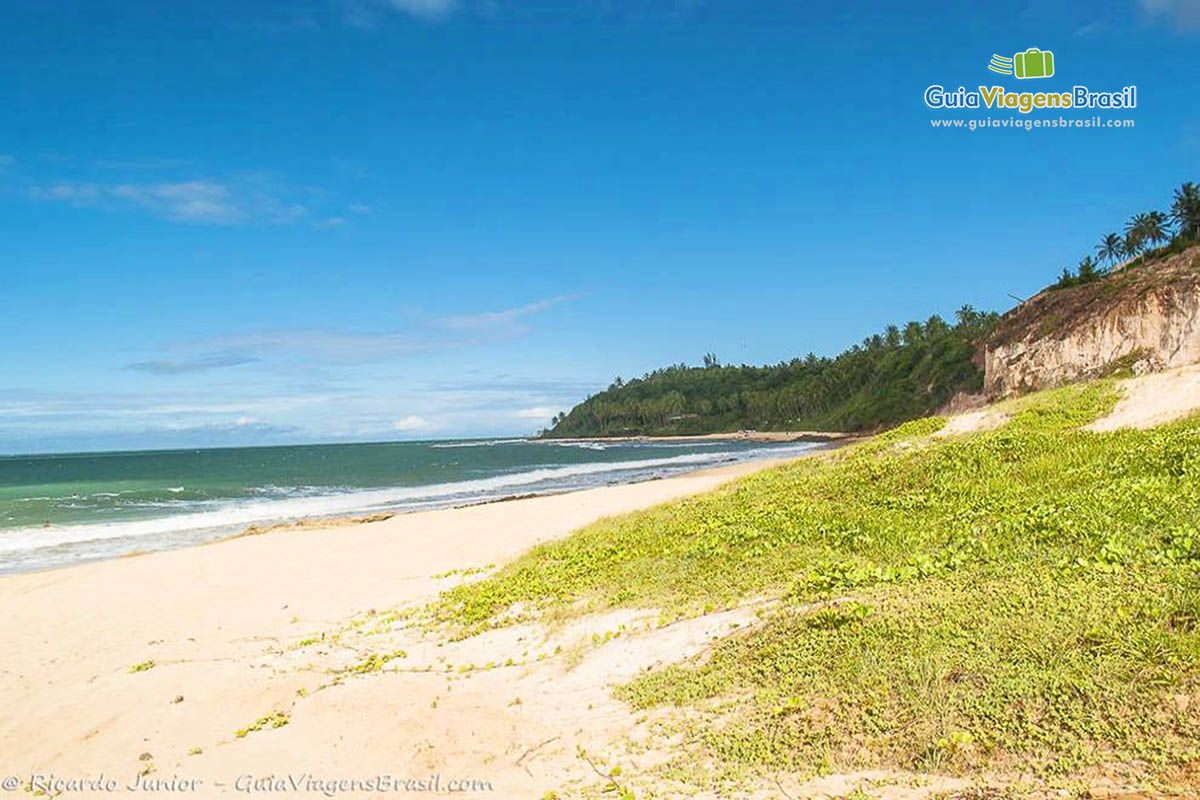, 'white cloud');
386,0,457,20
0,391,334,422
394,415,436,431
0,155,13,169
0,377,596,452
344,0,456,27
433,294,578,332
32,182,101,203
93,157,193,170
1142,0,1200,30
514,406,557,420
125,352,258,375
349,203,372,215
112,180,240,223
174,329,460,363
32,177,313,226
158,418,297,435
151,297,577,368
